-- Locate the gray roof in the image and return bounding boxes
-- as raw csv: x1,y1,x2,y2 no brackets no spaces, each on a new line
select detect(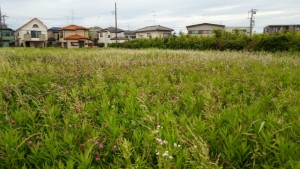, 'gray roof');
125,30,136,36
110,37,128,40
102,27,125,33
48,27,61,32
135,25,174,33
186,23,225,28
89,26,102,31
